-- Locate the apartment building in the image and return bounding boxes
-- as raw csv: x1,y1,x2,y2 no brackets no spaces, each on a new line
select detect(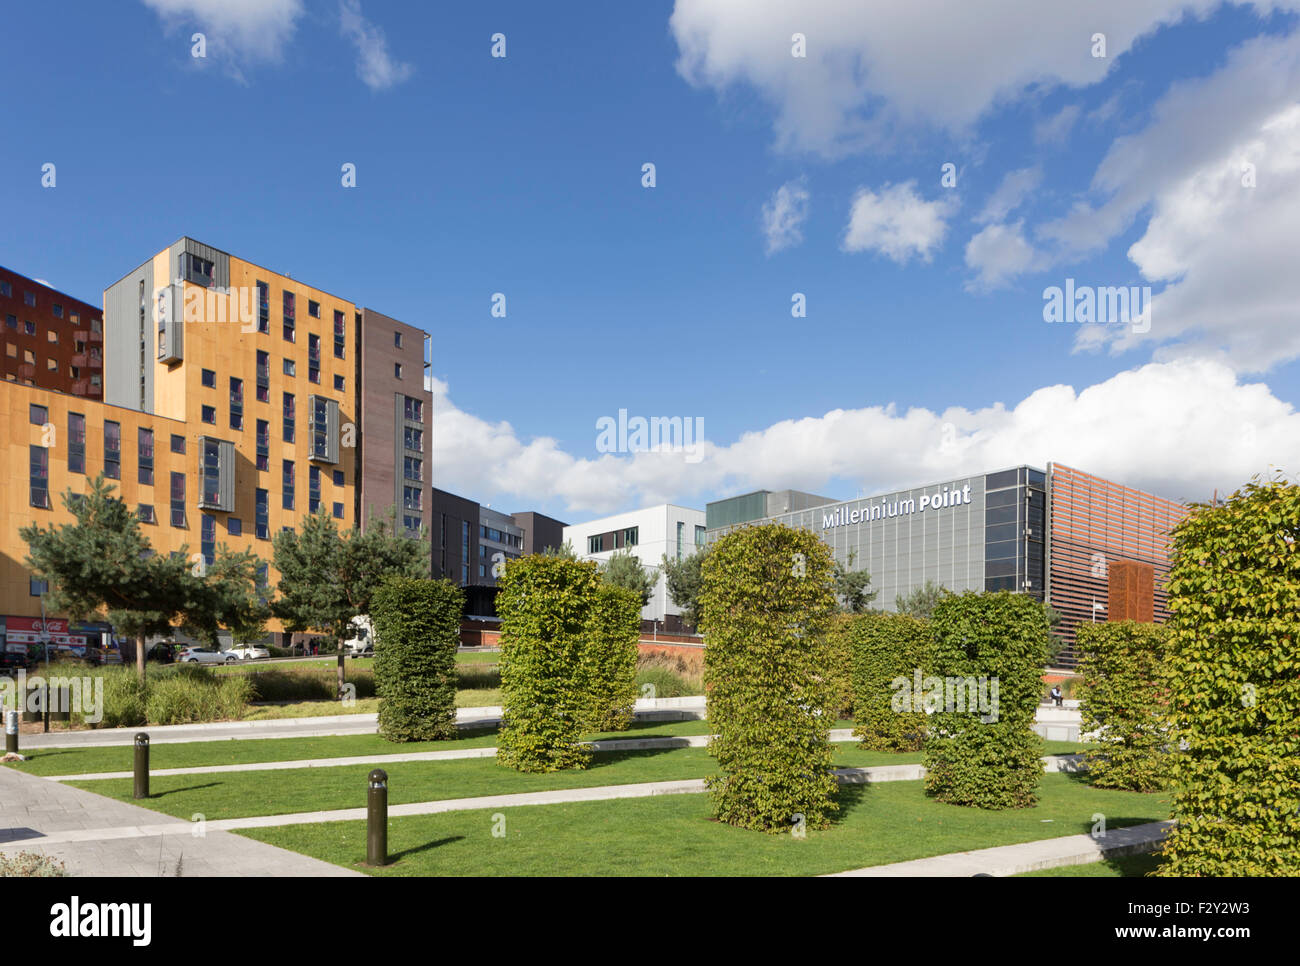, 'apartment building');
1,266,105,400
